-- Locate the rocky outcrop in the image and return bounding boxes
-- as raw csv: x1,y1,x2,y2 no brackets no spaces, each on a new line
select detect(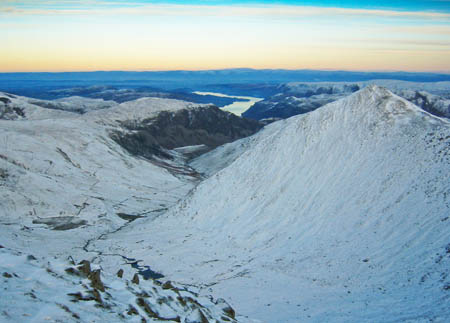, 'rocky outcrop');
0,96,26,120
1,249,239,322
